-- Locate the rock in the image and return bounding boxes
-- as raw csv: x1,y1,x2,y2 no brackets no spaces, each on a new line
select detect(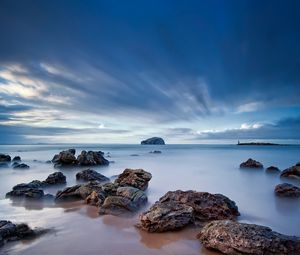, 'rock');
138,201,194,232
55,181,103,203
0,162,9,168
130,154,139,156
13,163,30,169
52,149,77,166
141,137,165,145
86,191,106,206
275,183,300,197
0,154,11,162
101,182,119,196
197,220,300,255
12,156,21,162
43,172,66,185
0,220,44,247
115,168,152,191
77,151,109,166
281,164,300,180
158,190,240,222
76,169,109,182
6,188,45,200
116,186,147,206
240,158,263,168
150,150,162,154
266,166,280,172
